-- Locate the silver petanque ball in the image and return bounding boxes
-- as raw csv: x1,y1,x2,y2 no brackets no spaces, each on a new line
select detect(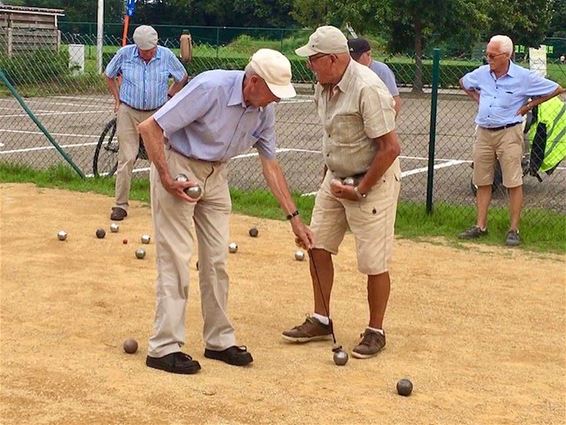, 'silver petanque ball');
333,347,349,366
343,177,356,186
228,242,238,253
110,223,120,233
175,173,189,182
135,248,146,259
185,185,202,199
57,230,68,241
141,234,151,244
294,250,305,261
